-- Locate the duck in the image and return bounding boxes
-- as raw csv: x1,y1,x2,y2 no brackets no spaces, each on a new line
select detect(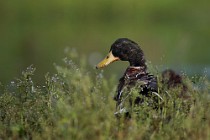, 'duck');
96,38,160,116
161,69,190,99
